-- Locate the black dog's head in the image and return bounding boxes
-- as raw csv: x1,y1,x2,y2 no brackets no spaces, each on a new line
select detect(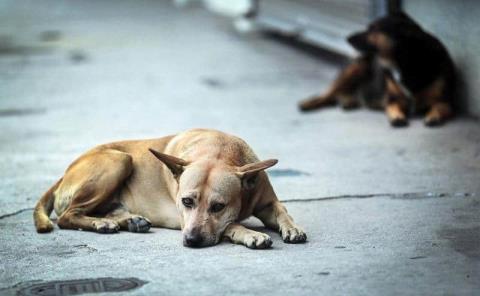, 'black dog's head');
347,12,424,57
